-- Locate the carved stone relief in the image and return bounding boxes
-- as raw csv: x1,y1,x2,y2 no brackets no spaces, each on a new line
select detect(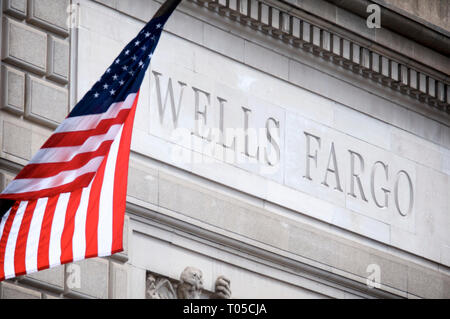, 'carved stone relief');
146,266,231,299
